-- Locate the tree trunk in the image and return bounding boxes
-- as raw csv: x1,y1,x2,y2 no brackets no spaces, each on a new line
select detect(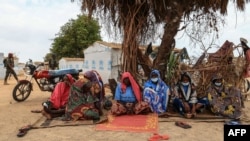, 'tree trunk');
137,48,152,78
153,12,183,82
